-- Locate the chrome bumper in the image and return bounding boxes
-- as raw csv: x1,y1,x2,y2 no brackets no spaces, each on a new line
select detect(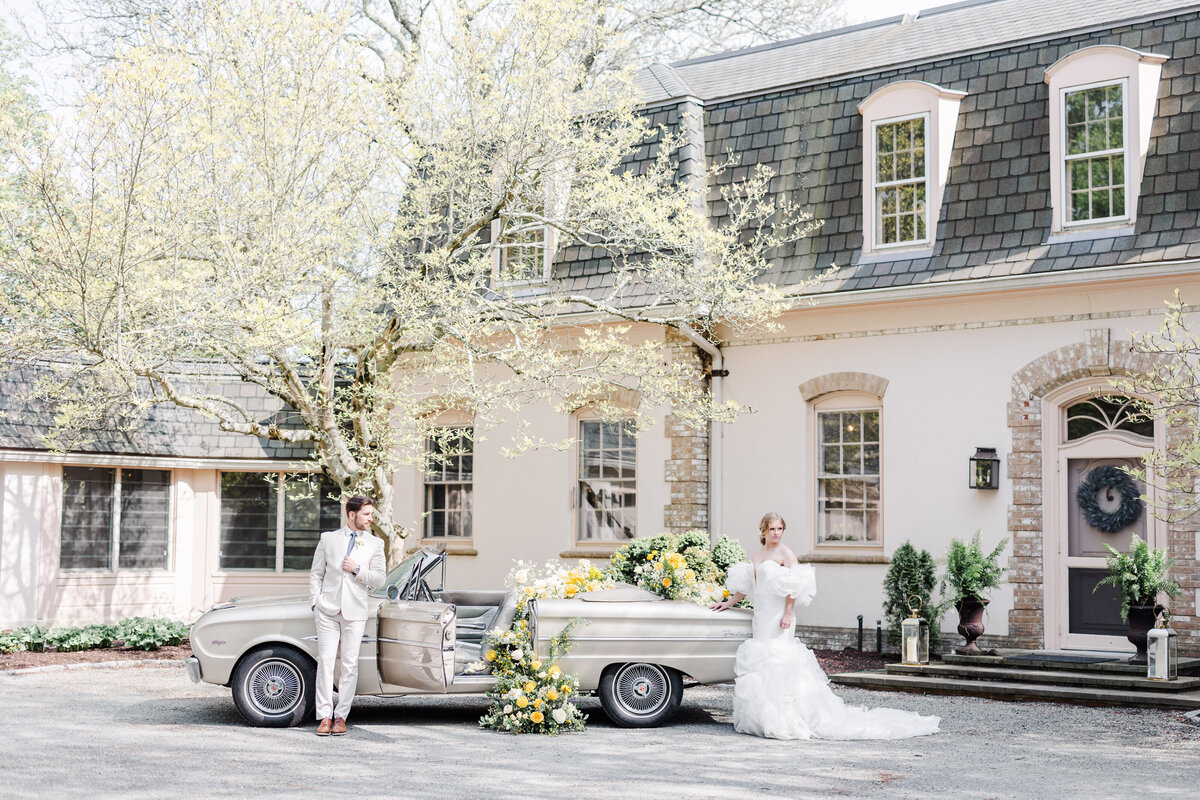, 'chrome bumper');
184,656,202,684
